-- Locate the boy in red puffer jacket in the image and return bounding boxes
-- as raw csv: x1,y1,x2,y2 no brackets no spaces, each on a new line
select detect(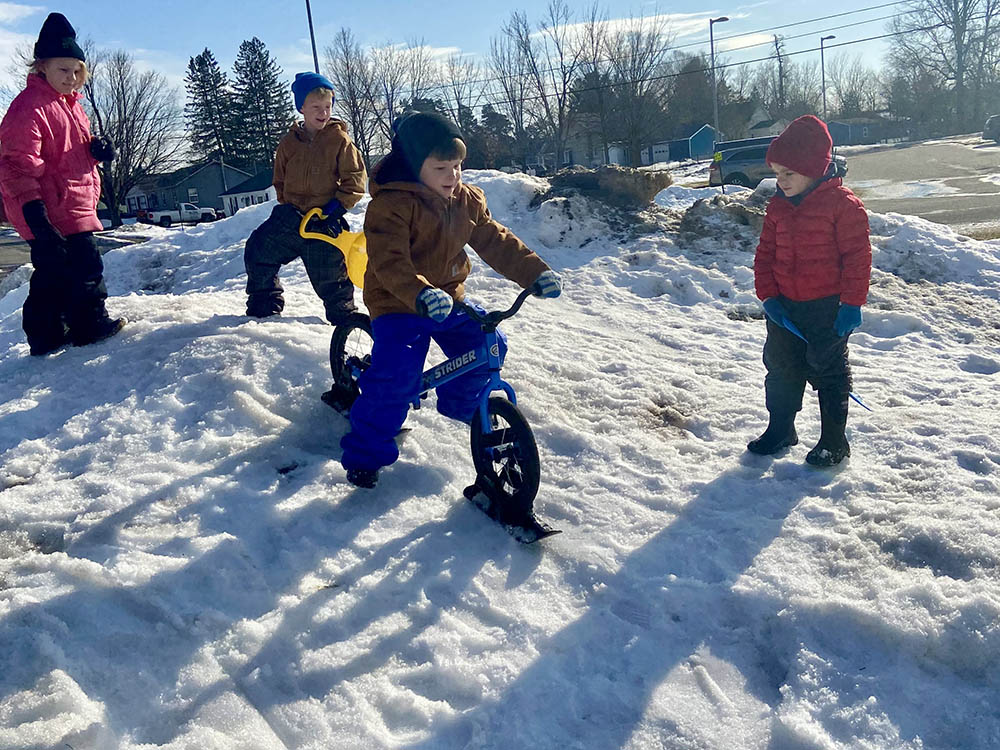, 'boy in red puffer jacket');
748,115,871,466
